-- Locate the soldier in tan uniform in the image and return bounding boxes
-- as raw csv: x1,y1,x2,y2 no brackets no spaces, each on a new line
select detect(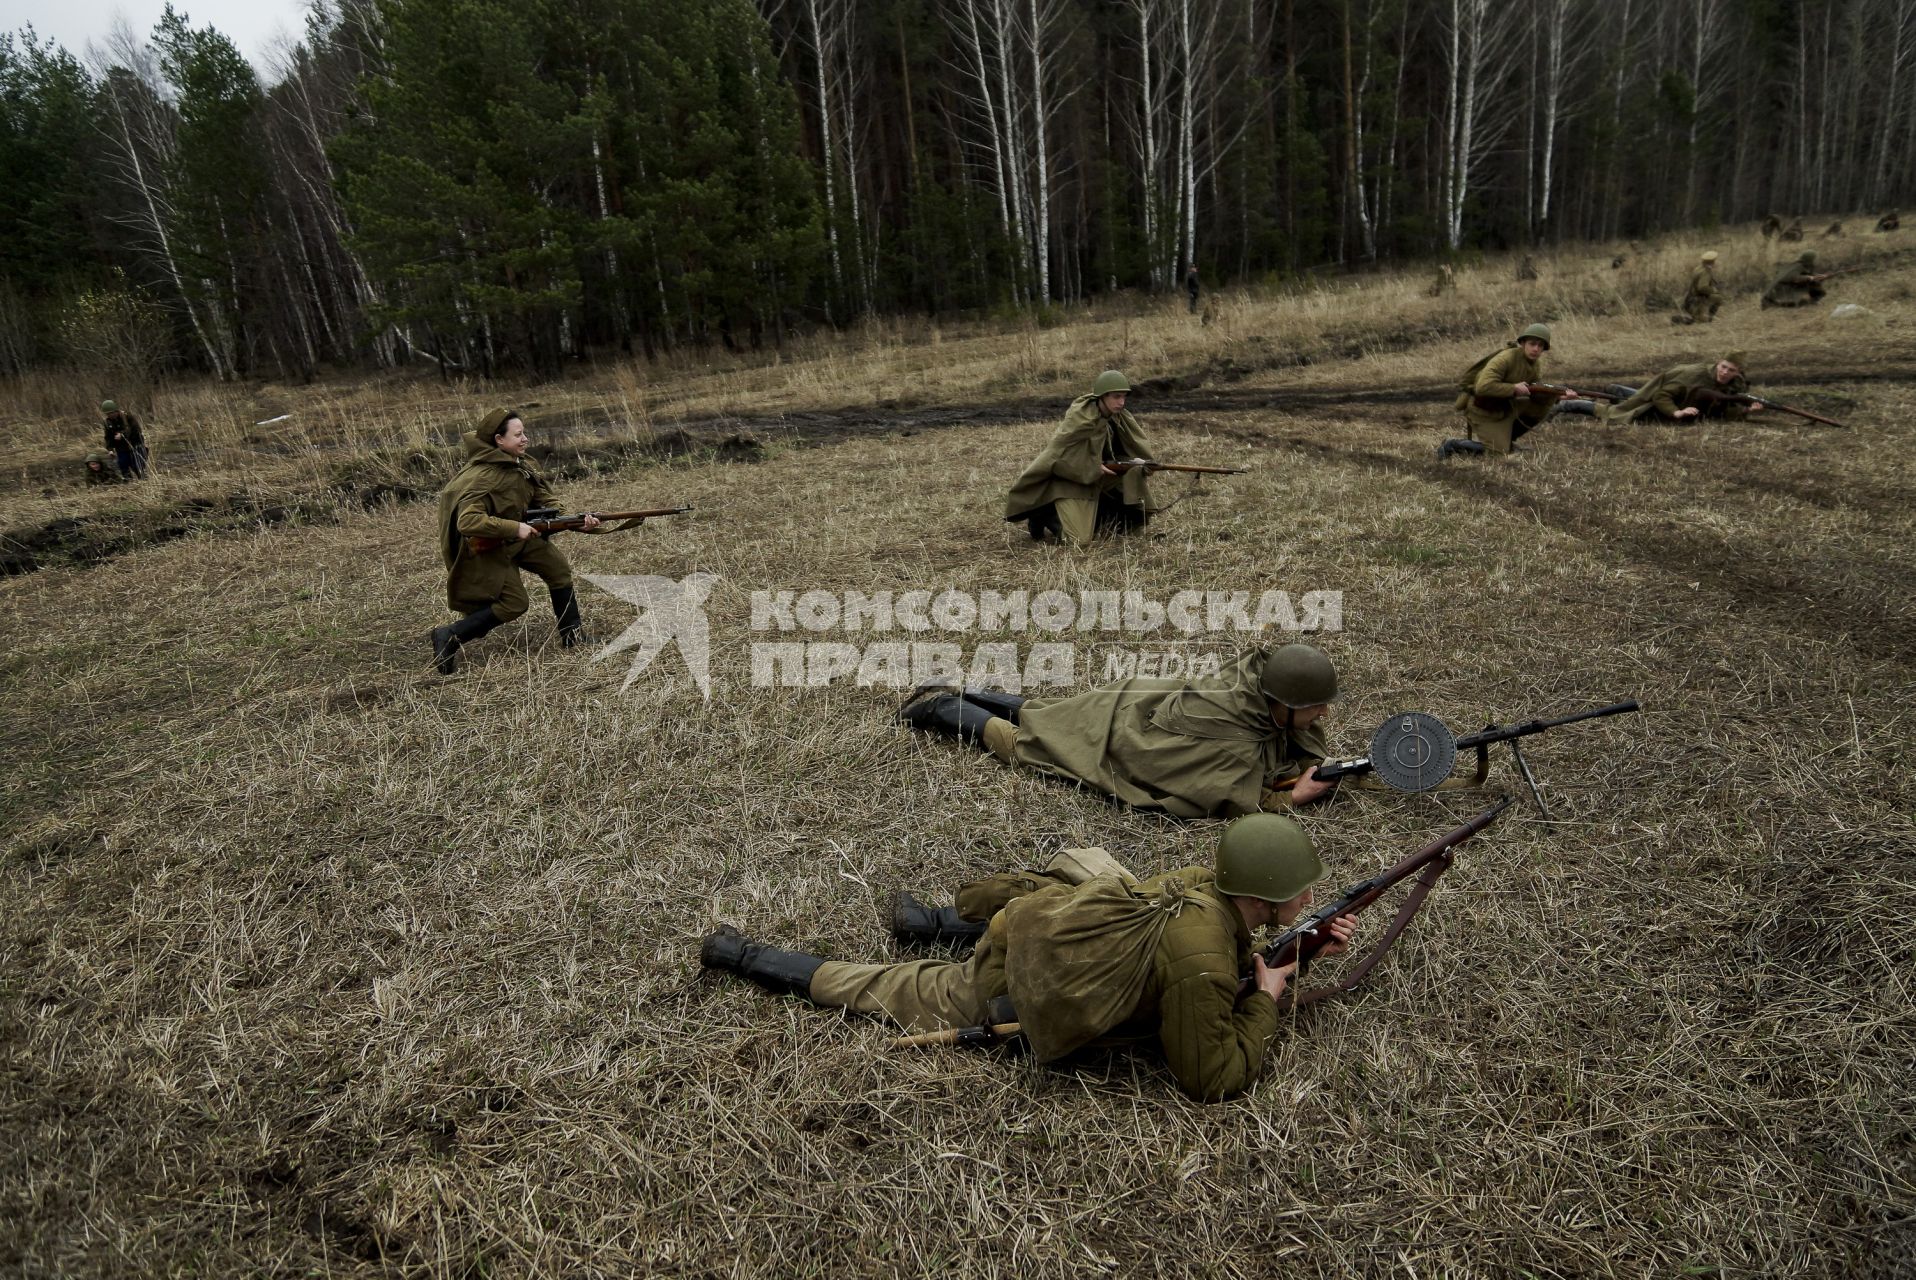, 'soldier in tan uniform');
430,408,600,674
1436,323,1582,459
1762,251,1832,308
1675,251,1724,324
1003,370,1160,546
1586,352,1763,425
700,813,1357,1102
896,642,1342,817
